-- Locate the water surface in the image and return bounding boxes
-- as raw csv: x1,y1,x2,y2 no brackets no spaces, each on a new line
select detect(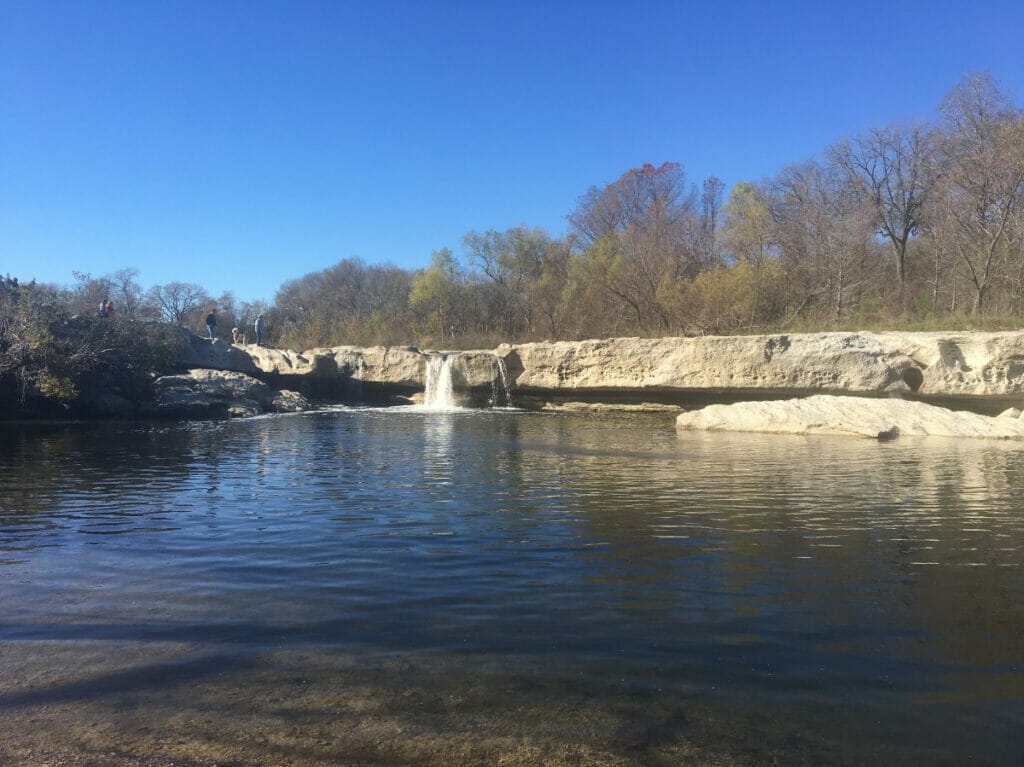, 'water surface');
1,409,1023,765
